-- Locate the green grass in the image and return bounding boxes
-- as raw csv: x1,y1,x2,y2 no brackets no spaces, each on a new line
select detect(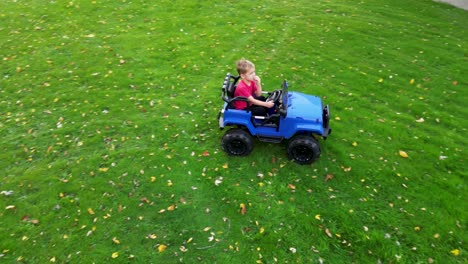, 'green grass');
1,0,466,263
